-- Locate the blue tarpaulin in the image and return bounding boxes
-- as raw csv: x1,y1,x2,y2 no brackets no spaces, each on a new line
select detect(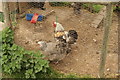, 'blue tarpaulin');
26,14,43,21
